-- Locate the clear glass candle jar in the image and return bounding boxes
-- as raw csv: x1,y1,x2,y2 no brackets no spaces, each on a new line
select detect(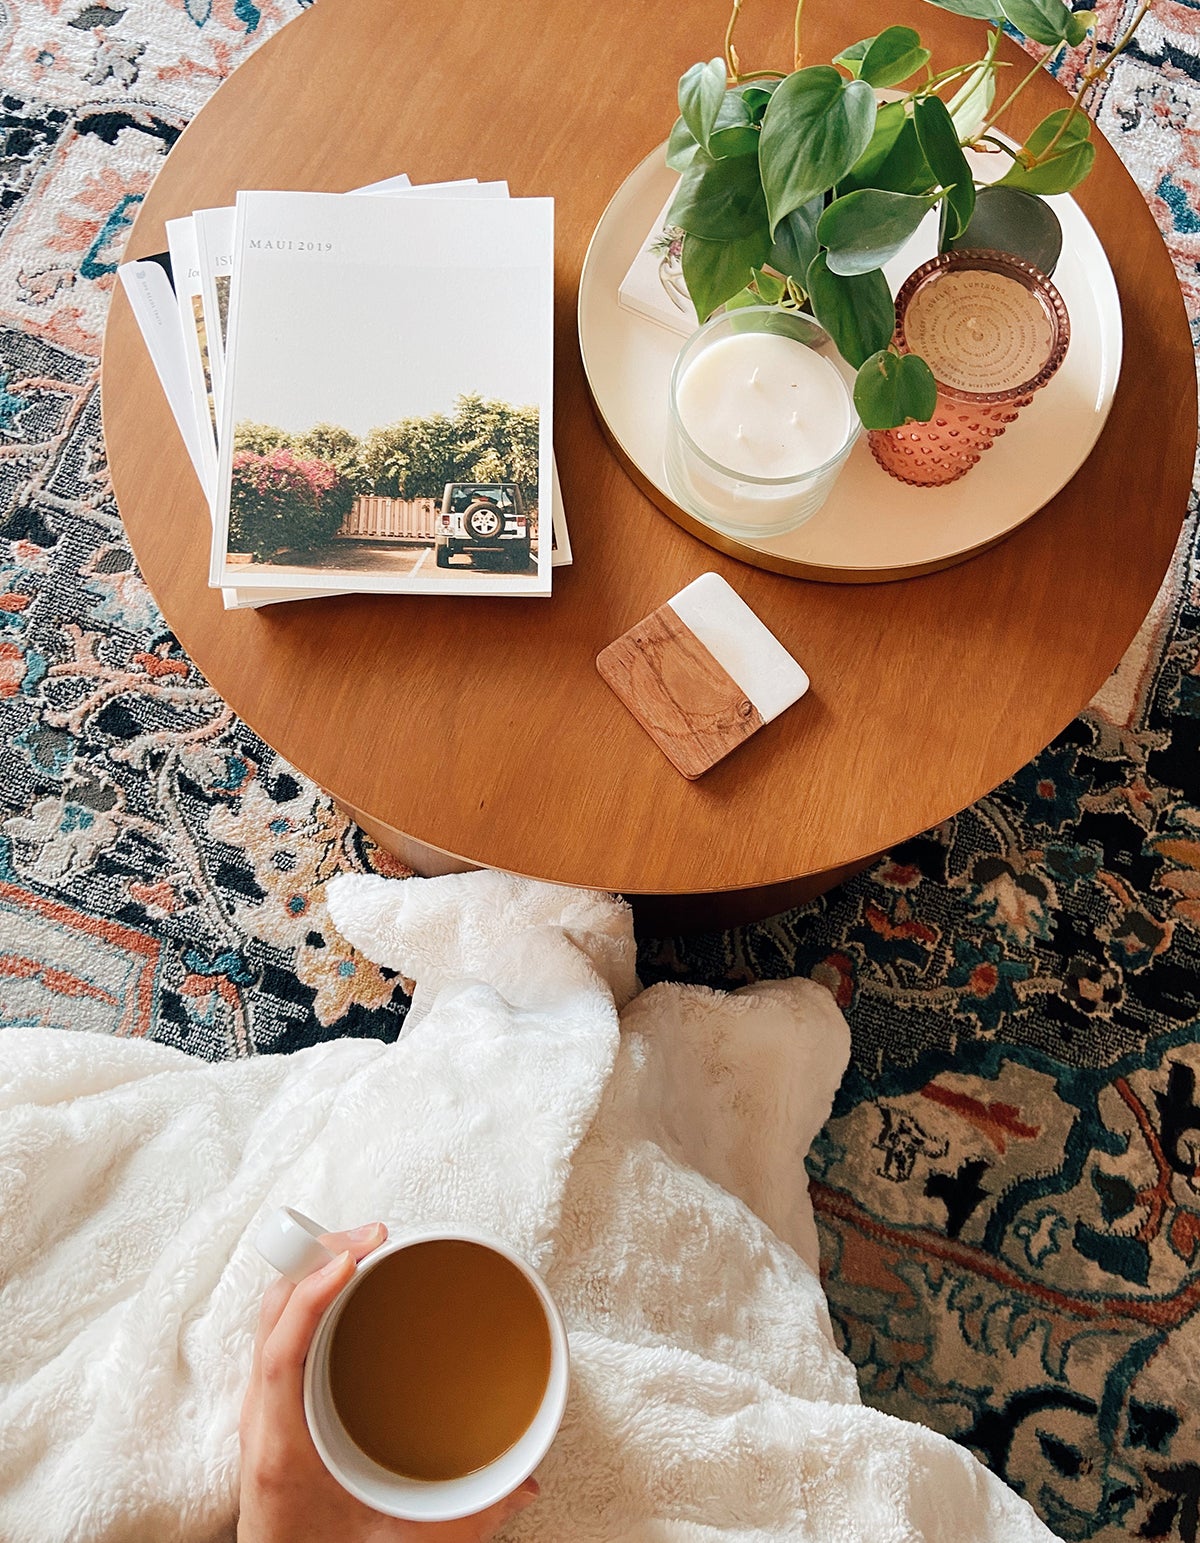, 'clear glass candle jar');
665,306,860,540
